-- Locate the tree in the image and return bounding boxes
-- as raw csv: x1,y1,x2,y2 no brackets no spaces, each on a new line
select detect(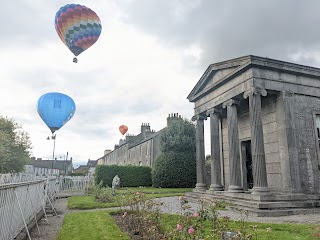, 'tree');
152,118,196,188
0,116,32,173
